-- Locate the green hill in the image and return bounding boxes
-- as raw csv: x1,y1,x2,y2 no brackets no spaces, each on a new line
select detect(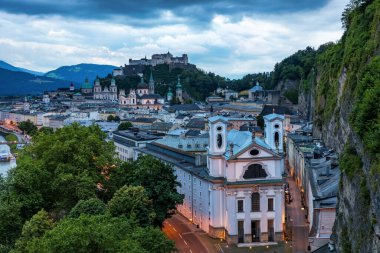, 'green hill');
101,64,272,101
